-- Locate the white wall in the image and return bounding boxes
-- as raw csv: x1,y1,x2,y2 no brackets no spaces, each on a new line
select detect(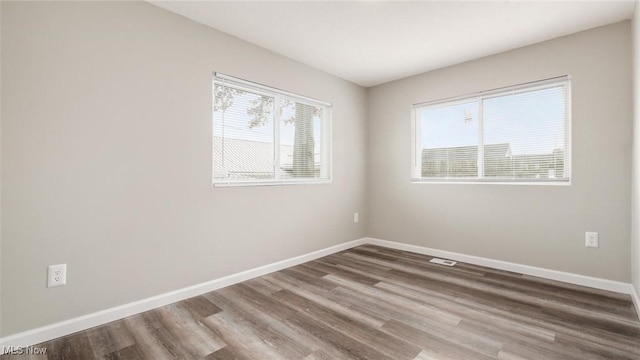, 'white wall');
0,1,367,336
366,22,633,282
632,2,640,301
